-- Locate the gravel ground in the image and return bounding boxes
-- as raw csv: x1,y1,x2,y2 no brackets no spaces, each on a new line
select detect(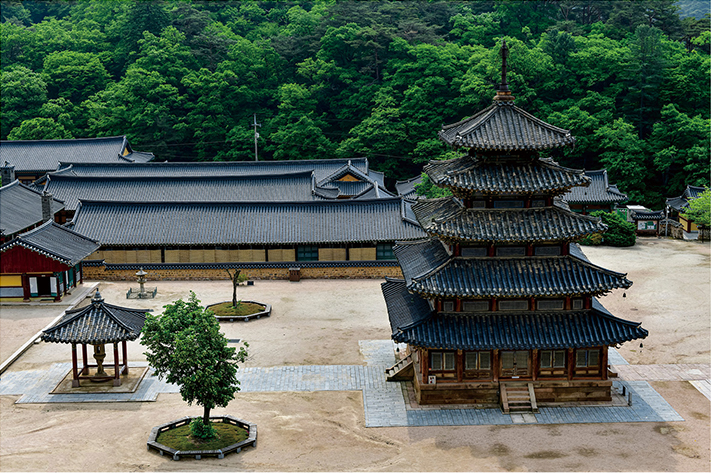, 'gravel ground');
0,237,708,472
